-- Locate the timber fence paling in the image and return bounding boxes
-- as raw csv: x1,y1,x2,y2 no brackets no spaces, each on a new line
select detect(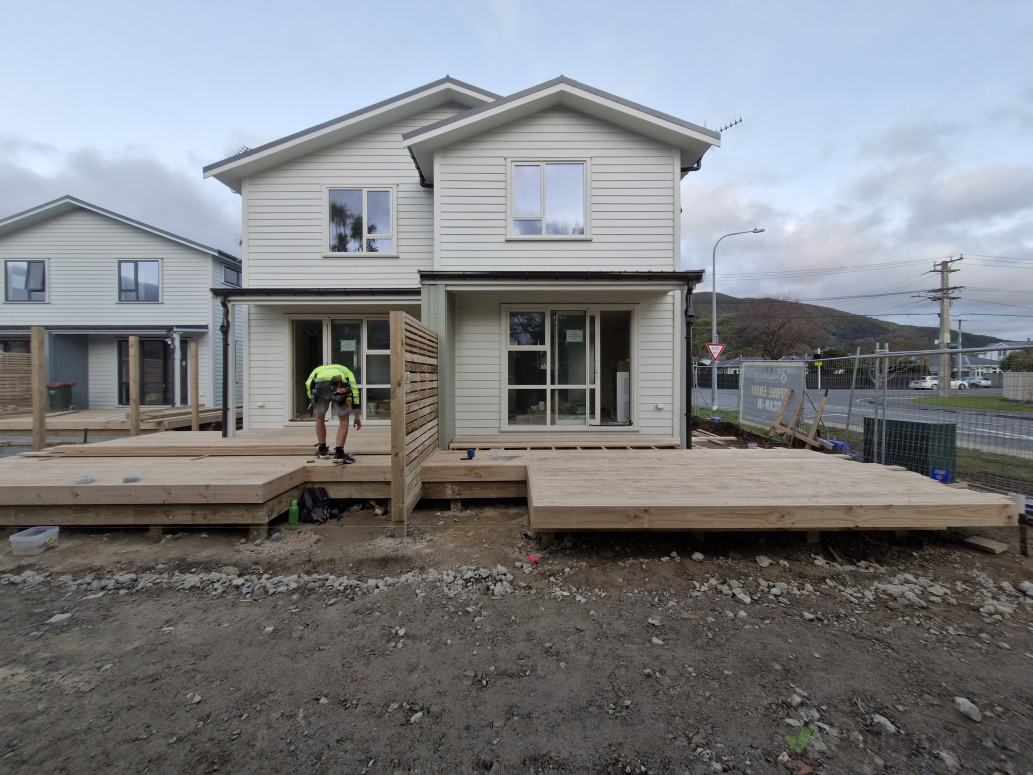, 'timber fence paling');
389,311,439,537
